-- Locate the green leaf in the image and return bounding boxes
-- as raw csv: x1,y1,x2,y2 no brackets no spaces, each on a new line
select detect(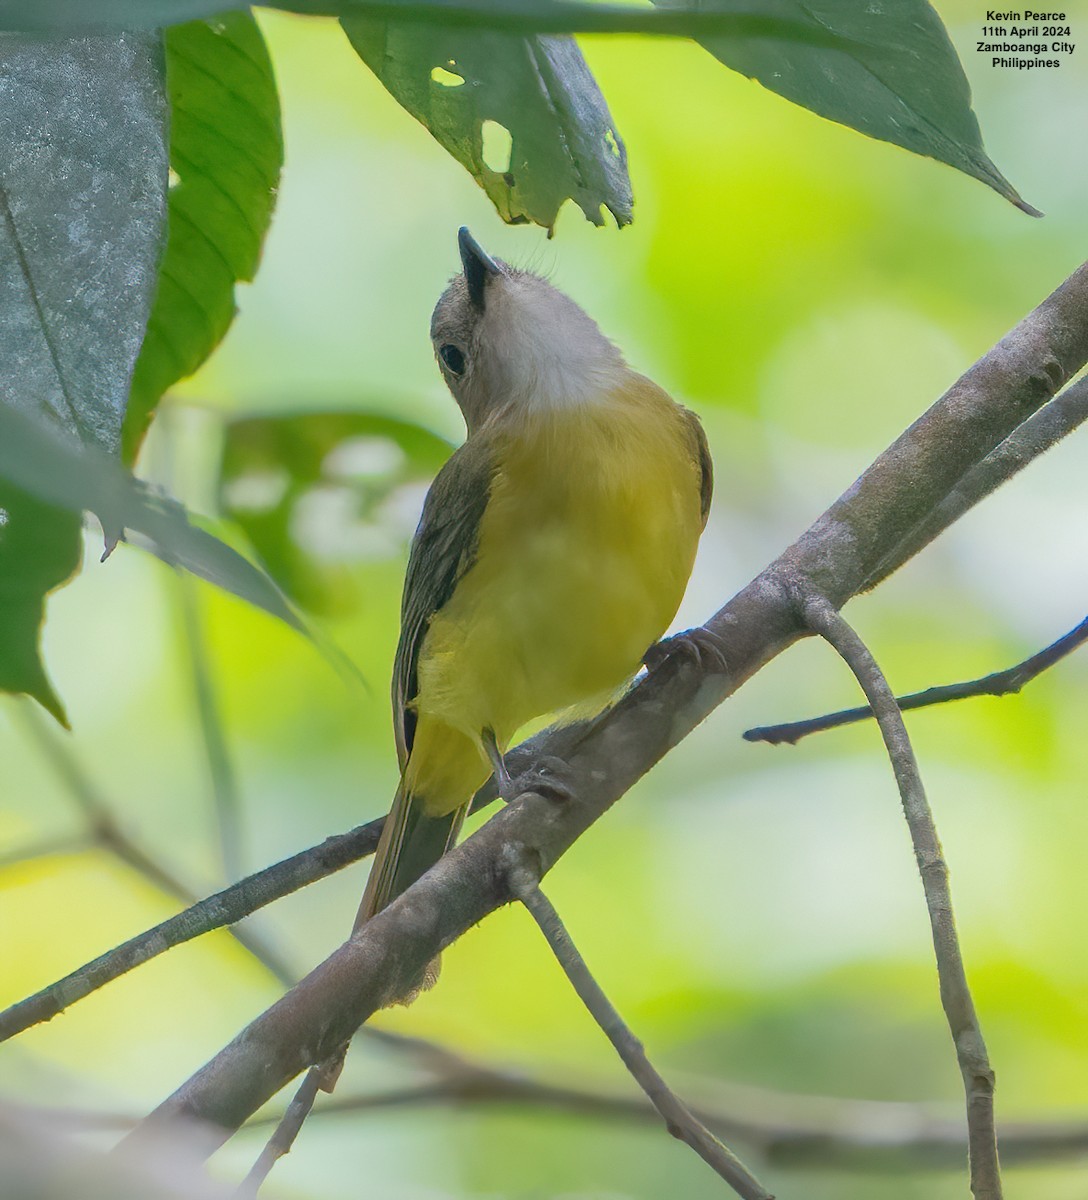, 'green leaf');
2,1,1033,215
0,33,167,718
123,13,283,464
0,404,304,635
0,0,225,29
0,488,81,726
655,0,1036,215
0,33,167,455
342,18,632,230
220,409,453,614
